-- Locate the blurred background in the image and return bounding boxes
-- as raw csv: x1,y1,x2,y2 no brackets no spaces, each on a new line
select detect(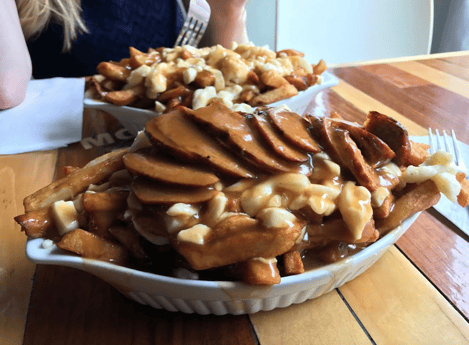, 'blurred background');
245,0,469,65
